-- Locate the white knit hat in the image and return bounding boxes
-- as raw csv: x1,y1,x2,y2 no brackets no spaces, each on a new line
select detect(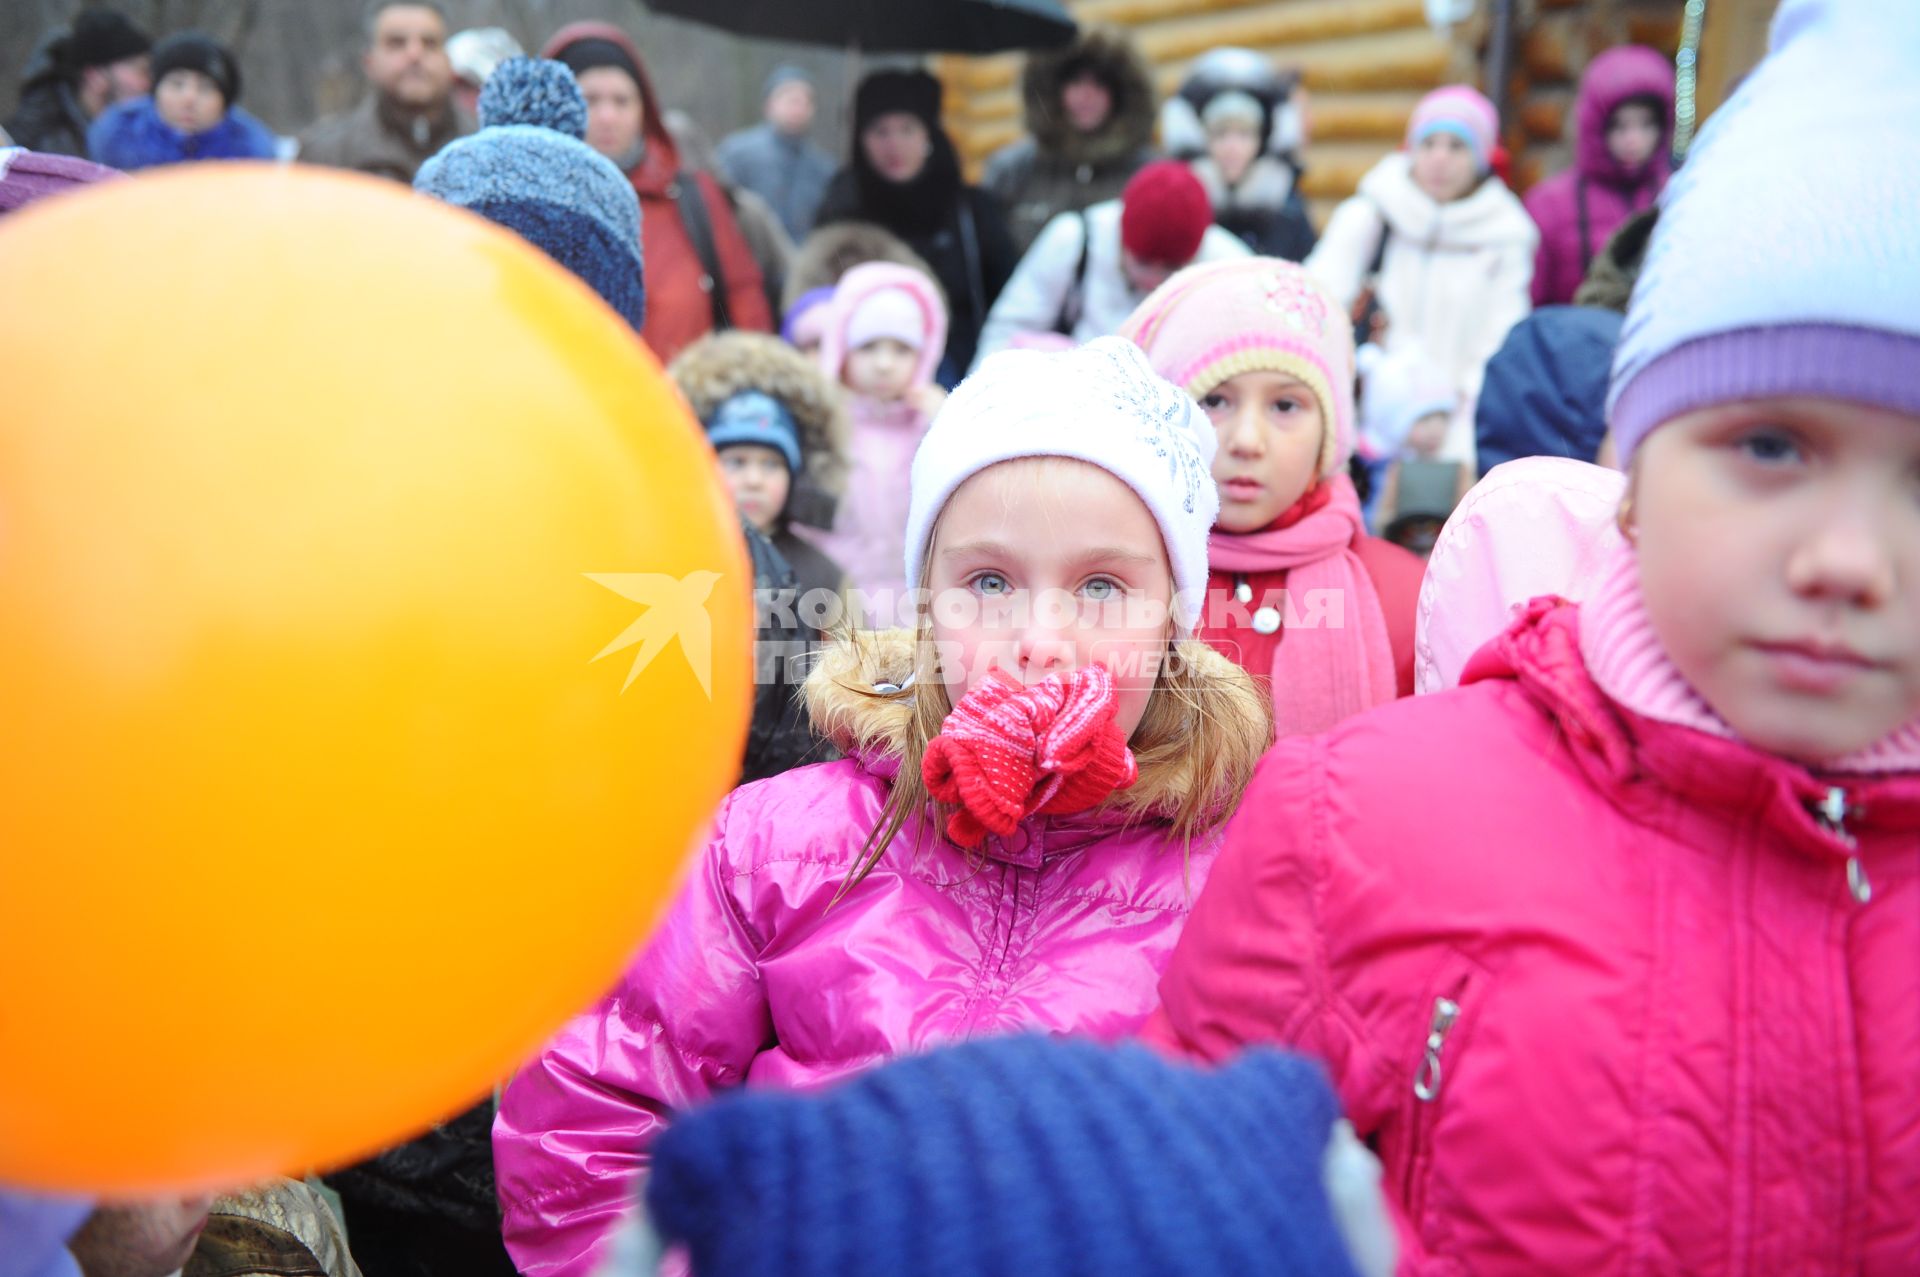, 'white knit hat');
1608,0,1920,463
904,337,1220,633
